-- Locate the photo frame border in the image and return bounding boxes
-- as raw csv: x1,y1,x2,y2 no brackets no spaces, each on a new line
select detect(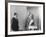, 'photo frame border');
5,1,45,37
